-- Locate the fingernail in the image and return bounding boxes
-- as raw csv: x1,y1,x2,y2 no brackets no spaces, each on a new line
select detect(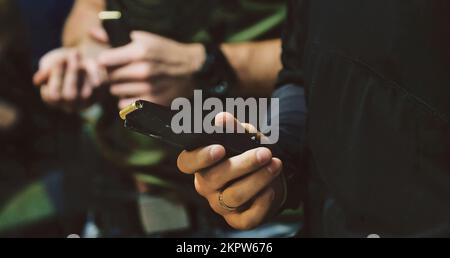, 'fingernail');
210,145,224,161
256,148,271,165
267,159,281,175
